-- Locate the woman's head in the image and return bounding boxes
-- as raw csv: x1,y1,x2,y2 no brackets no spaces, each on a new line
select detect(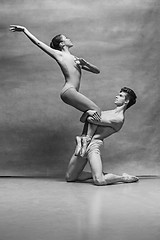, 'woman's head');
50,34,63,50
50,34,73,50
